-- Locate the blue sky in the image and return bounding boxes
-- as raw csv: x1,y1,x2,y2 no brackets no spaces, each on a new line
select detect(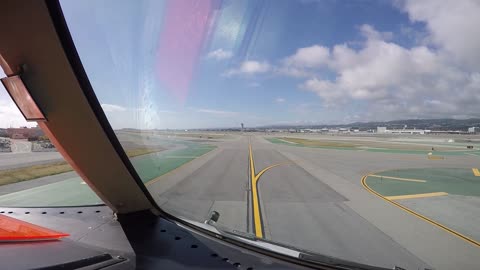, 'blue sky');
2,0,479,129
